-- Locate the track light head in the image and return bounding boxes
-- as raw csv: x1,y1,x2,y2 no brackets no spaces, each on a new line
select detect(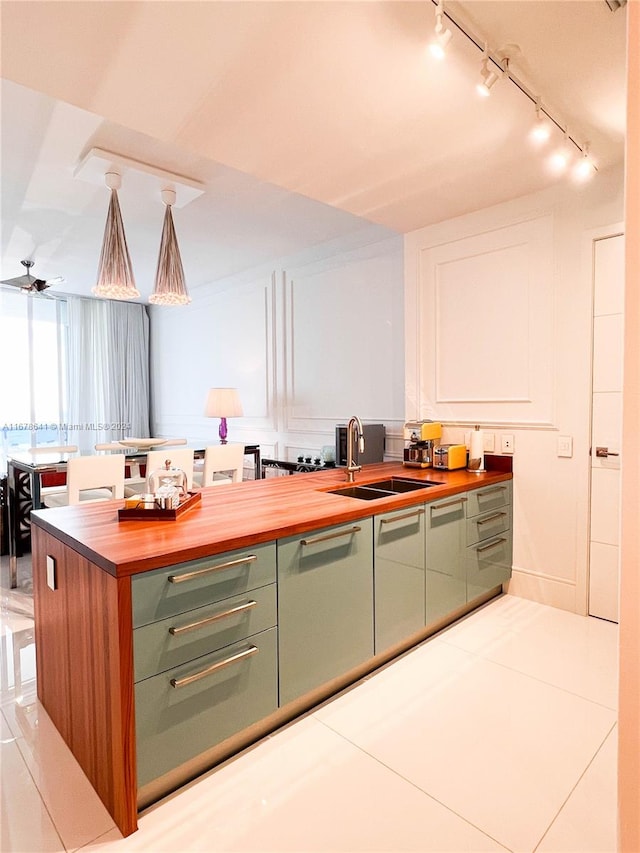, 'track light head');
477,66,500,97
573,145,596,182
530,103,552,144
476,49,507,97
548,130,574,174
428,1,452,59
